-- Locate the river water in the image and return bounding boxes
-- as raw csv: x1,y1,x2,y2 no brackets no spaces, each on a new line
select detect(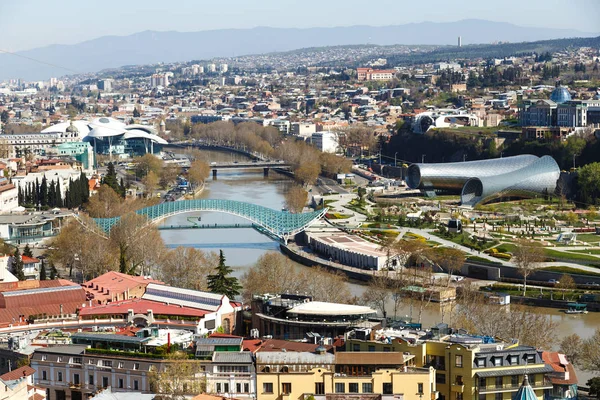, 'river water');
161,148,599,382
